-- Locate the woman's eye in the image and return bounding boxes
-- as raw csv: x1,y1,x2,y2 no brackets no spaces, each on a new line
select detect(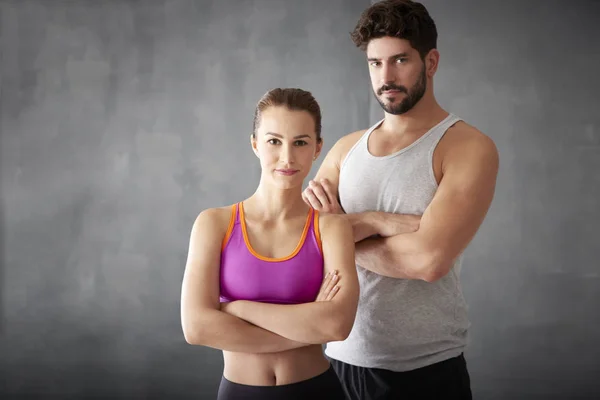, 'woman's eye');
295,140,308,146
267,139,280,145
